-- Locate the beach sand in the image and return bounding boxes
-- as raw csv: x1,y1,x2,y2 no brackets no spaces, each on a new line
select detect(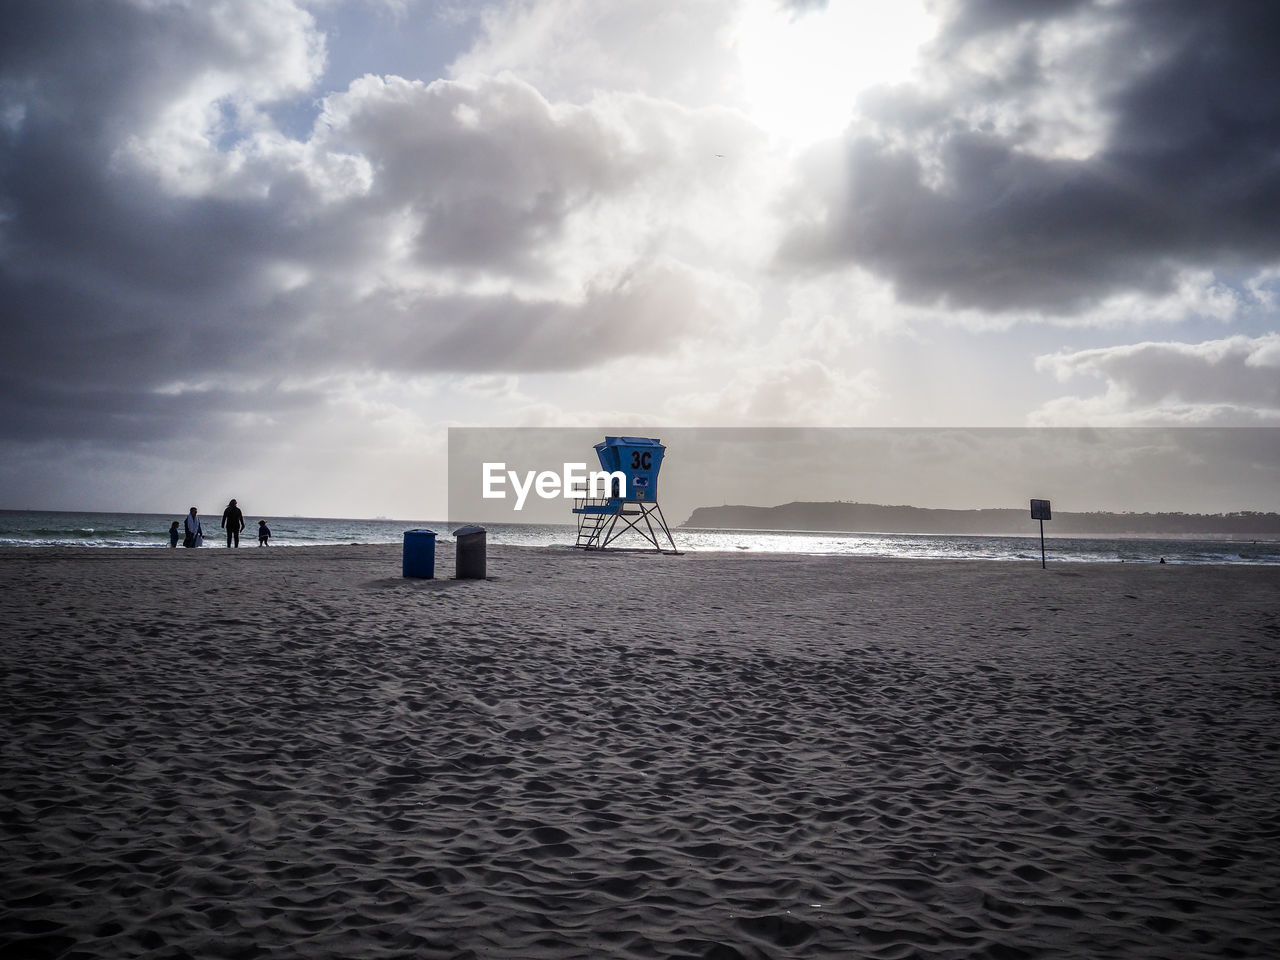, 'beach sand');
2,544,1279,959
